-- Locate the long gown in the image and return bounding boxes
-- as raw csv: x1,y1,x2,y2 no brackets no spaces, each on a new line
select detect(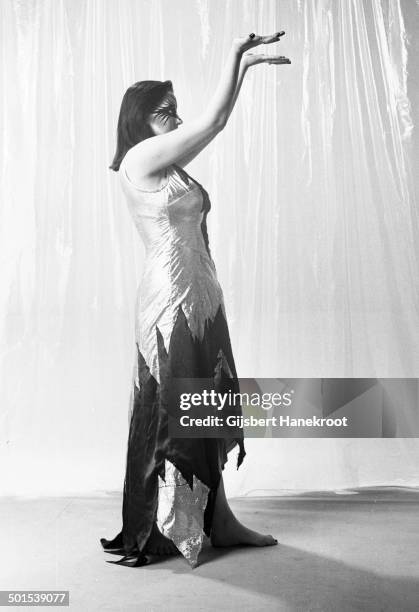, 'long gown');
100,159,246,568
